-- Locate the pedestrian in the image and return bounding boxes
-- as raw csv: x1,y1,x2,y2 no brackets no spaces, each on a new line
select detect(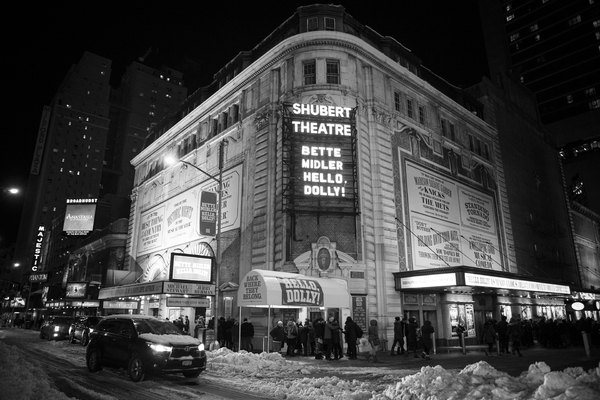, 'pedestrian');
232,319,240,351
241,318,255,352
306,320,316,356
390,316,405,355
366,319,380,362
507,317,523,356
313,318,325,359
285,320,298,356
184,316,190,335
482,319,497,356
295,320,304,355
497,316,509,353
269,321,285,353
299,320,310,356
324,316,340,360
420,320,434,360
225,317,234,349
335,319,344,360
405,317,419,358
344,316,359,360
